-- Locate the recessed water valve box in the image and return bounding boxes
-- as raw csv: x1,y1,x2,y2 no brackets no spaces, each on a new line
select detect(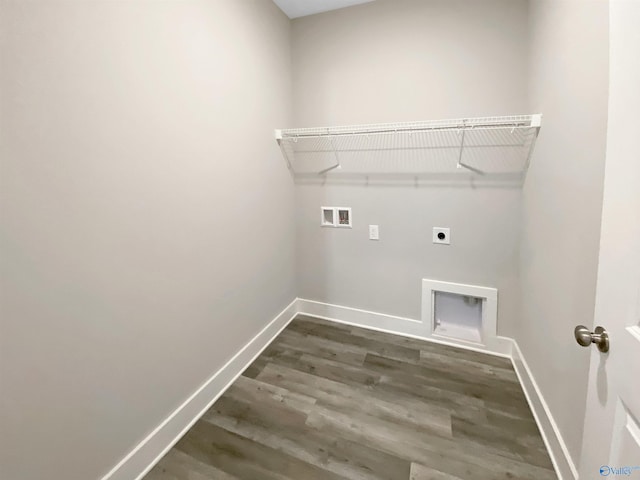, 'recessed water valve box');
433,227,450,245
336,208,352,228
321,207,352,228
321,207,335,227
